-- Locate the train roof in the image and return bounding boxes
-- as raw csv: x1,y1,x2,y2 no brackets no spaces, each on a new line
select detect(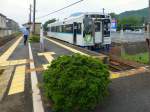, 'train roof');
48,12,110,27
70,12,109,17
